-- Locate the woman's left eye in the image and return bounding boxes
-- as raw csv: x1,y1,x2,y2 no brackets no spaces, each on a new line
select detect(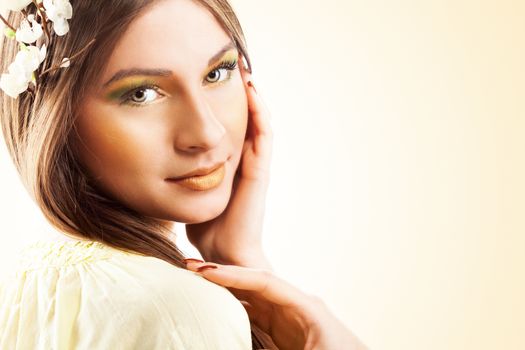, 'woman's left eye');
205,59,238,84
